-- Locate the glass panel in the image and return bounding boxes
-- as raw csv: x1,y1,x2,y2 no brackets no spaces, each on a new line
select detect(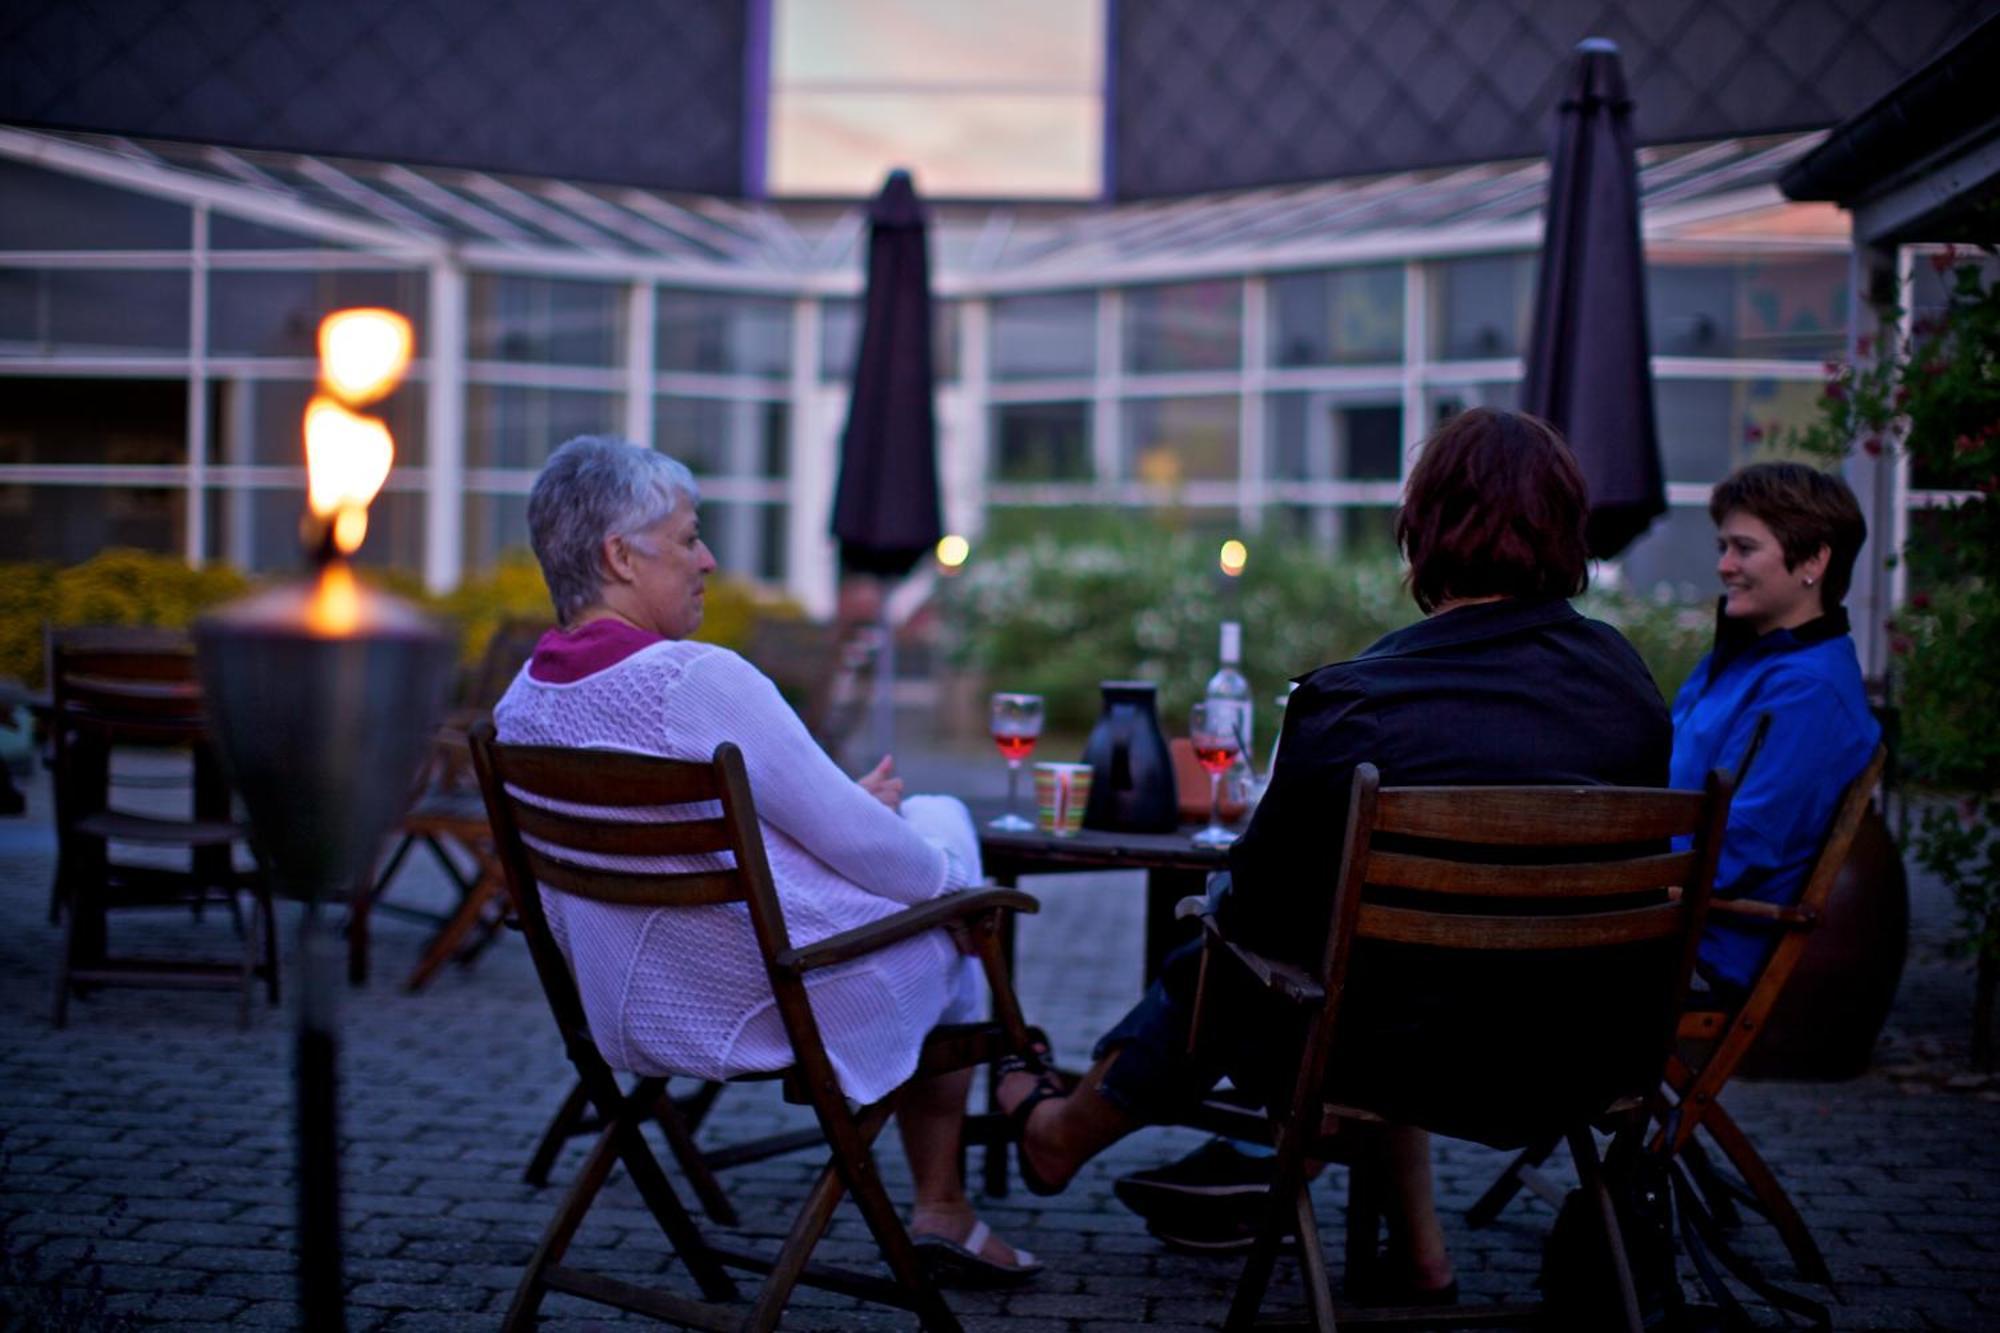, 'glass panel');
0,484,183,561
1125,280,1240,374
206,486,313,574
0,268,190,355
819,296,960,382
1268,266,1403,366
1646,253,1849,359
1263,504,1400,558
468,274,621,366
213,376,426,467
0,377,186,465
654,396,789,478
1655,378,1823,486
210,213,348,250
1612,505,1716,604
1423,381,1520,431
1266,394,1403,481
702,501,789,583
0,159,190,251
211,270,427,358
657,290,791,378
465,386,619,471
348,489,424,575
1428,253,1535,360
991,401,1091,481
991,292,1094,380
463,492,532,575
1123,395,1238,483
